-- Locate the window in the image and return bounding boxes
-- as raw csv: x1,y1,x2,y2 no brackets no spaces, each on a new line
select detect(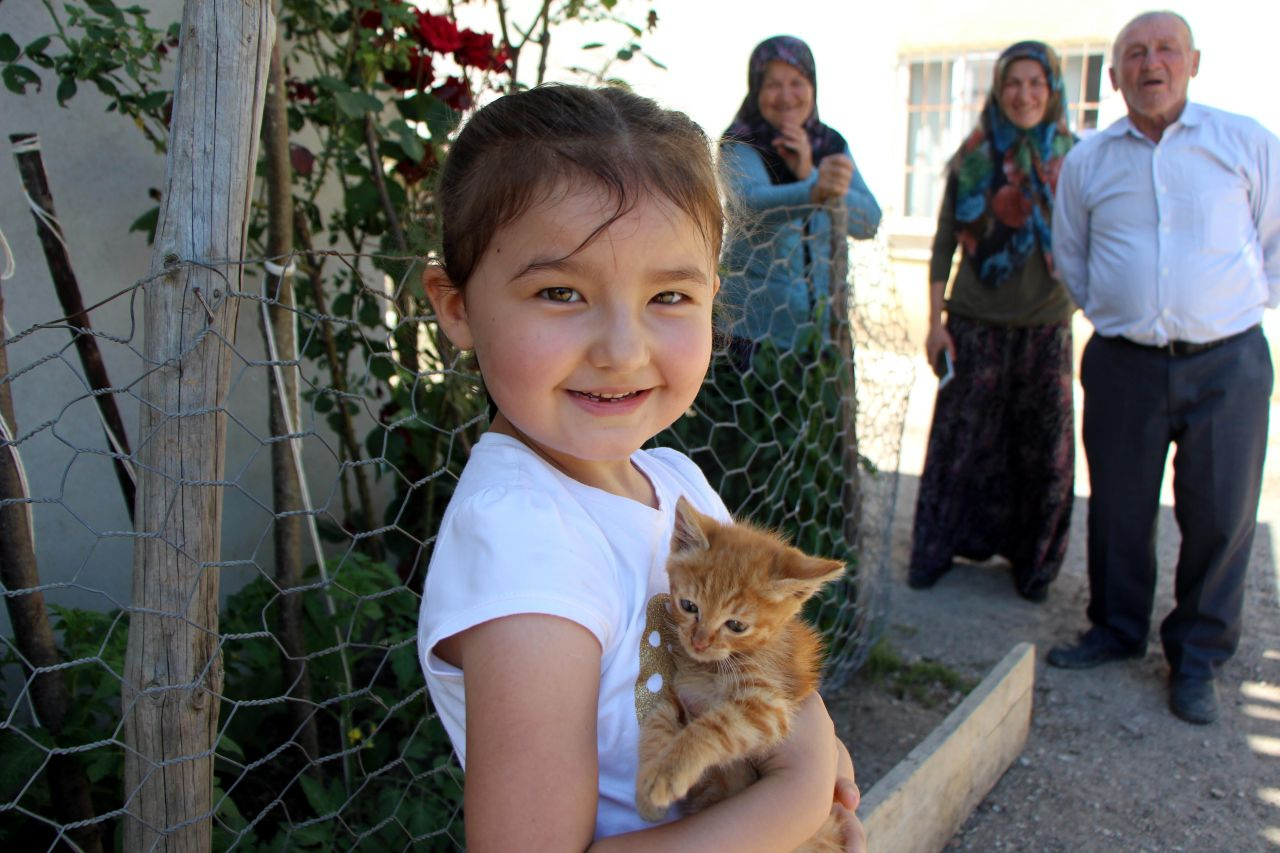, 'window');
902,45,1105,218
